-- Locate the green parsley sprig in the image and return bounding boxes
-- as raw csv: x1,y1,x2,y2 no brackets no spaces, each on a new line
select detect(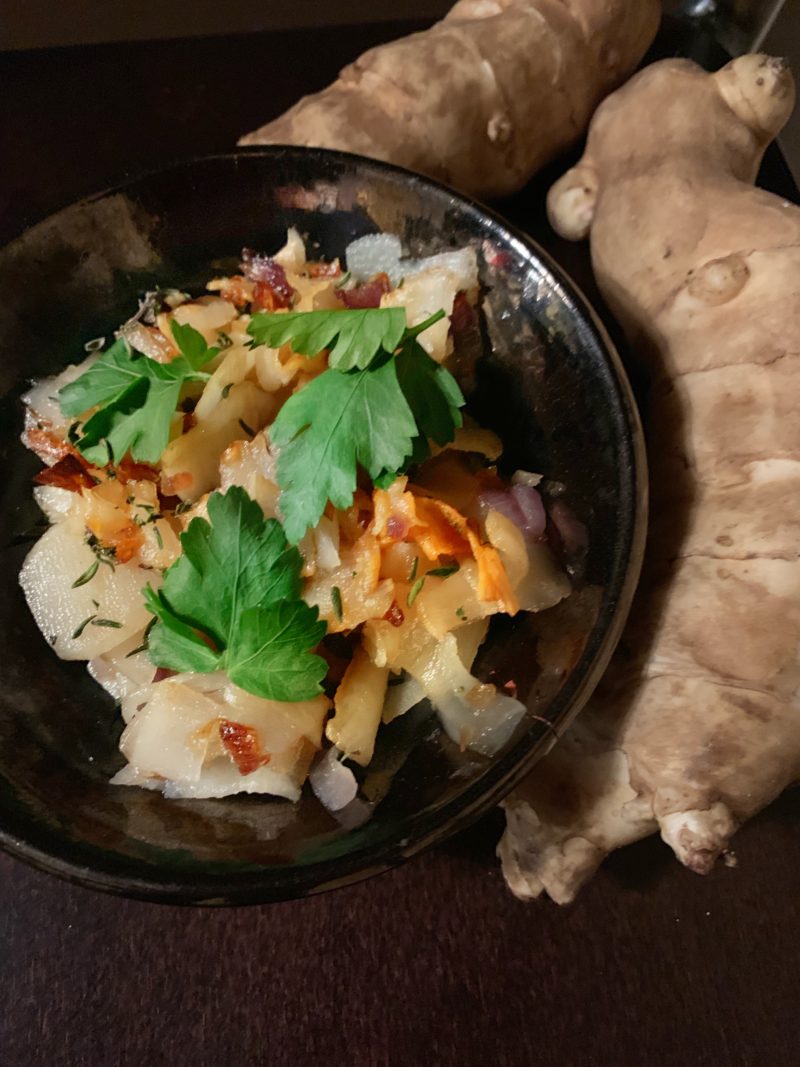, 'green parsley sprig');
249,306,465,542
58,322,218,465
247,306,408,371
143,487,327,701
